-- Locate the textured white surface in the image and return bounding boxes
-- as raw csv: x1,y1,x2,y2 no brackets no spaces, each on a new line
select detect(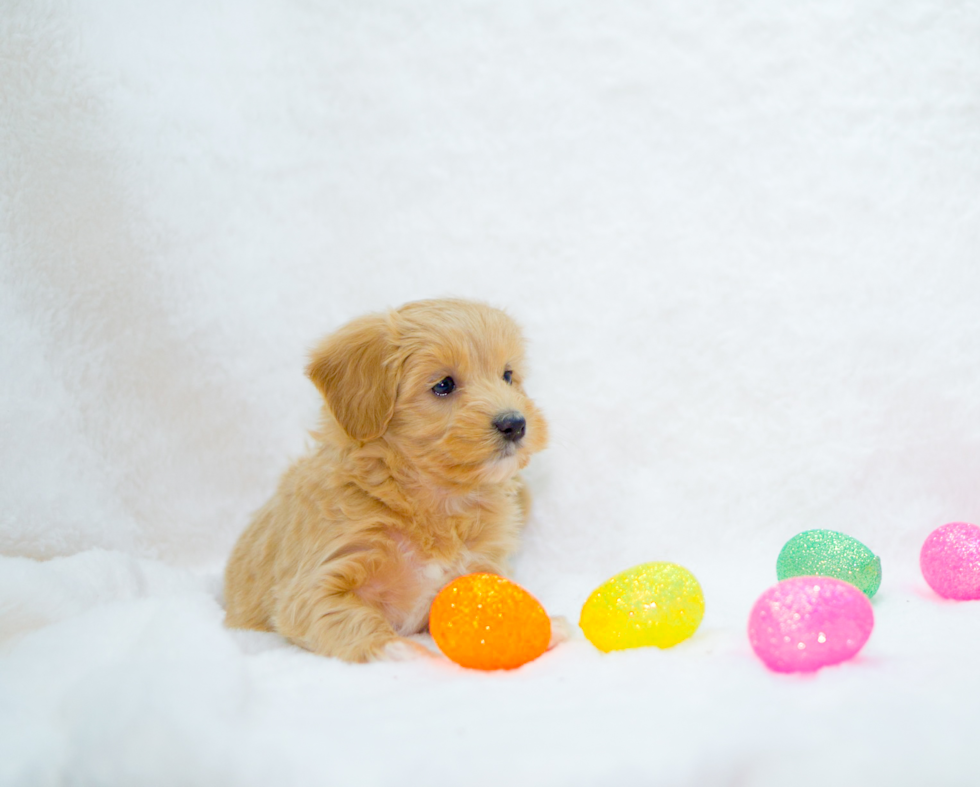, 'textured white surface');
2,1,979,784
